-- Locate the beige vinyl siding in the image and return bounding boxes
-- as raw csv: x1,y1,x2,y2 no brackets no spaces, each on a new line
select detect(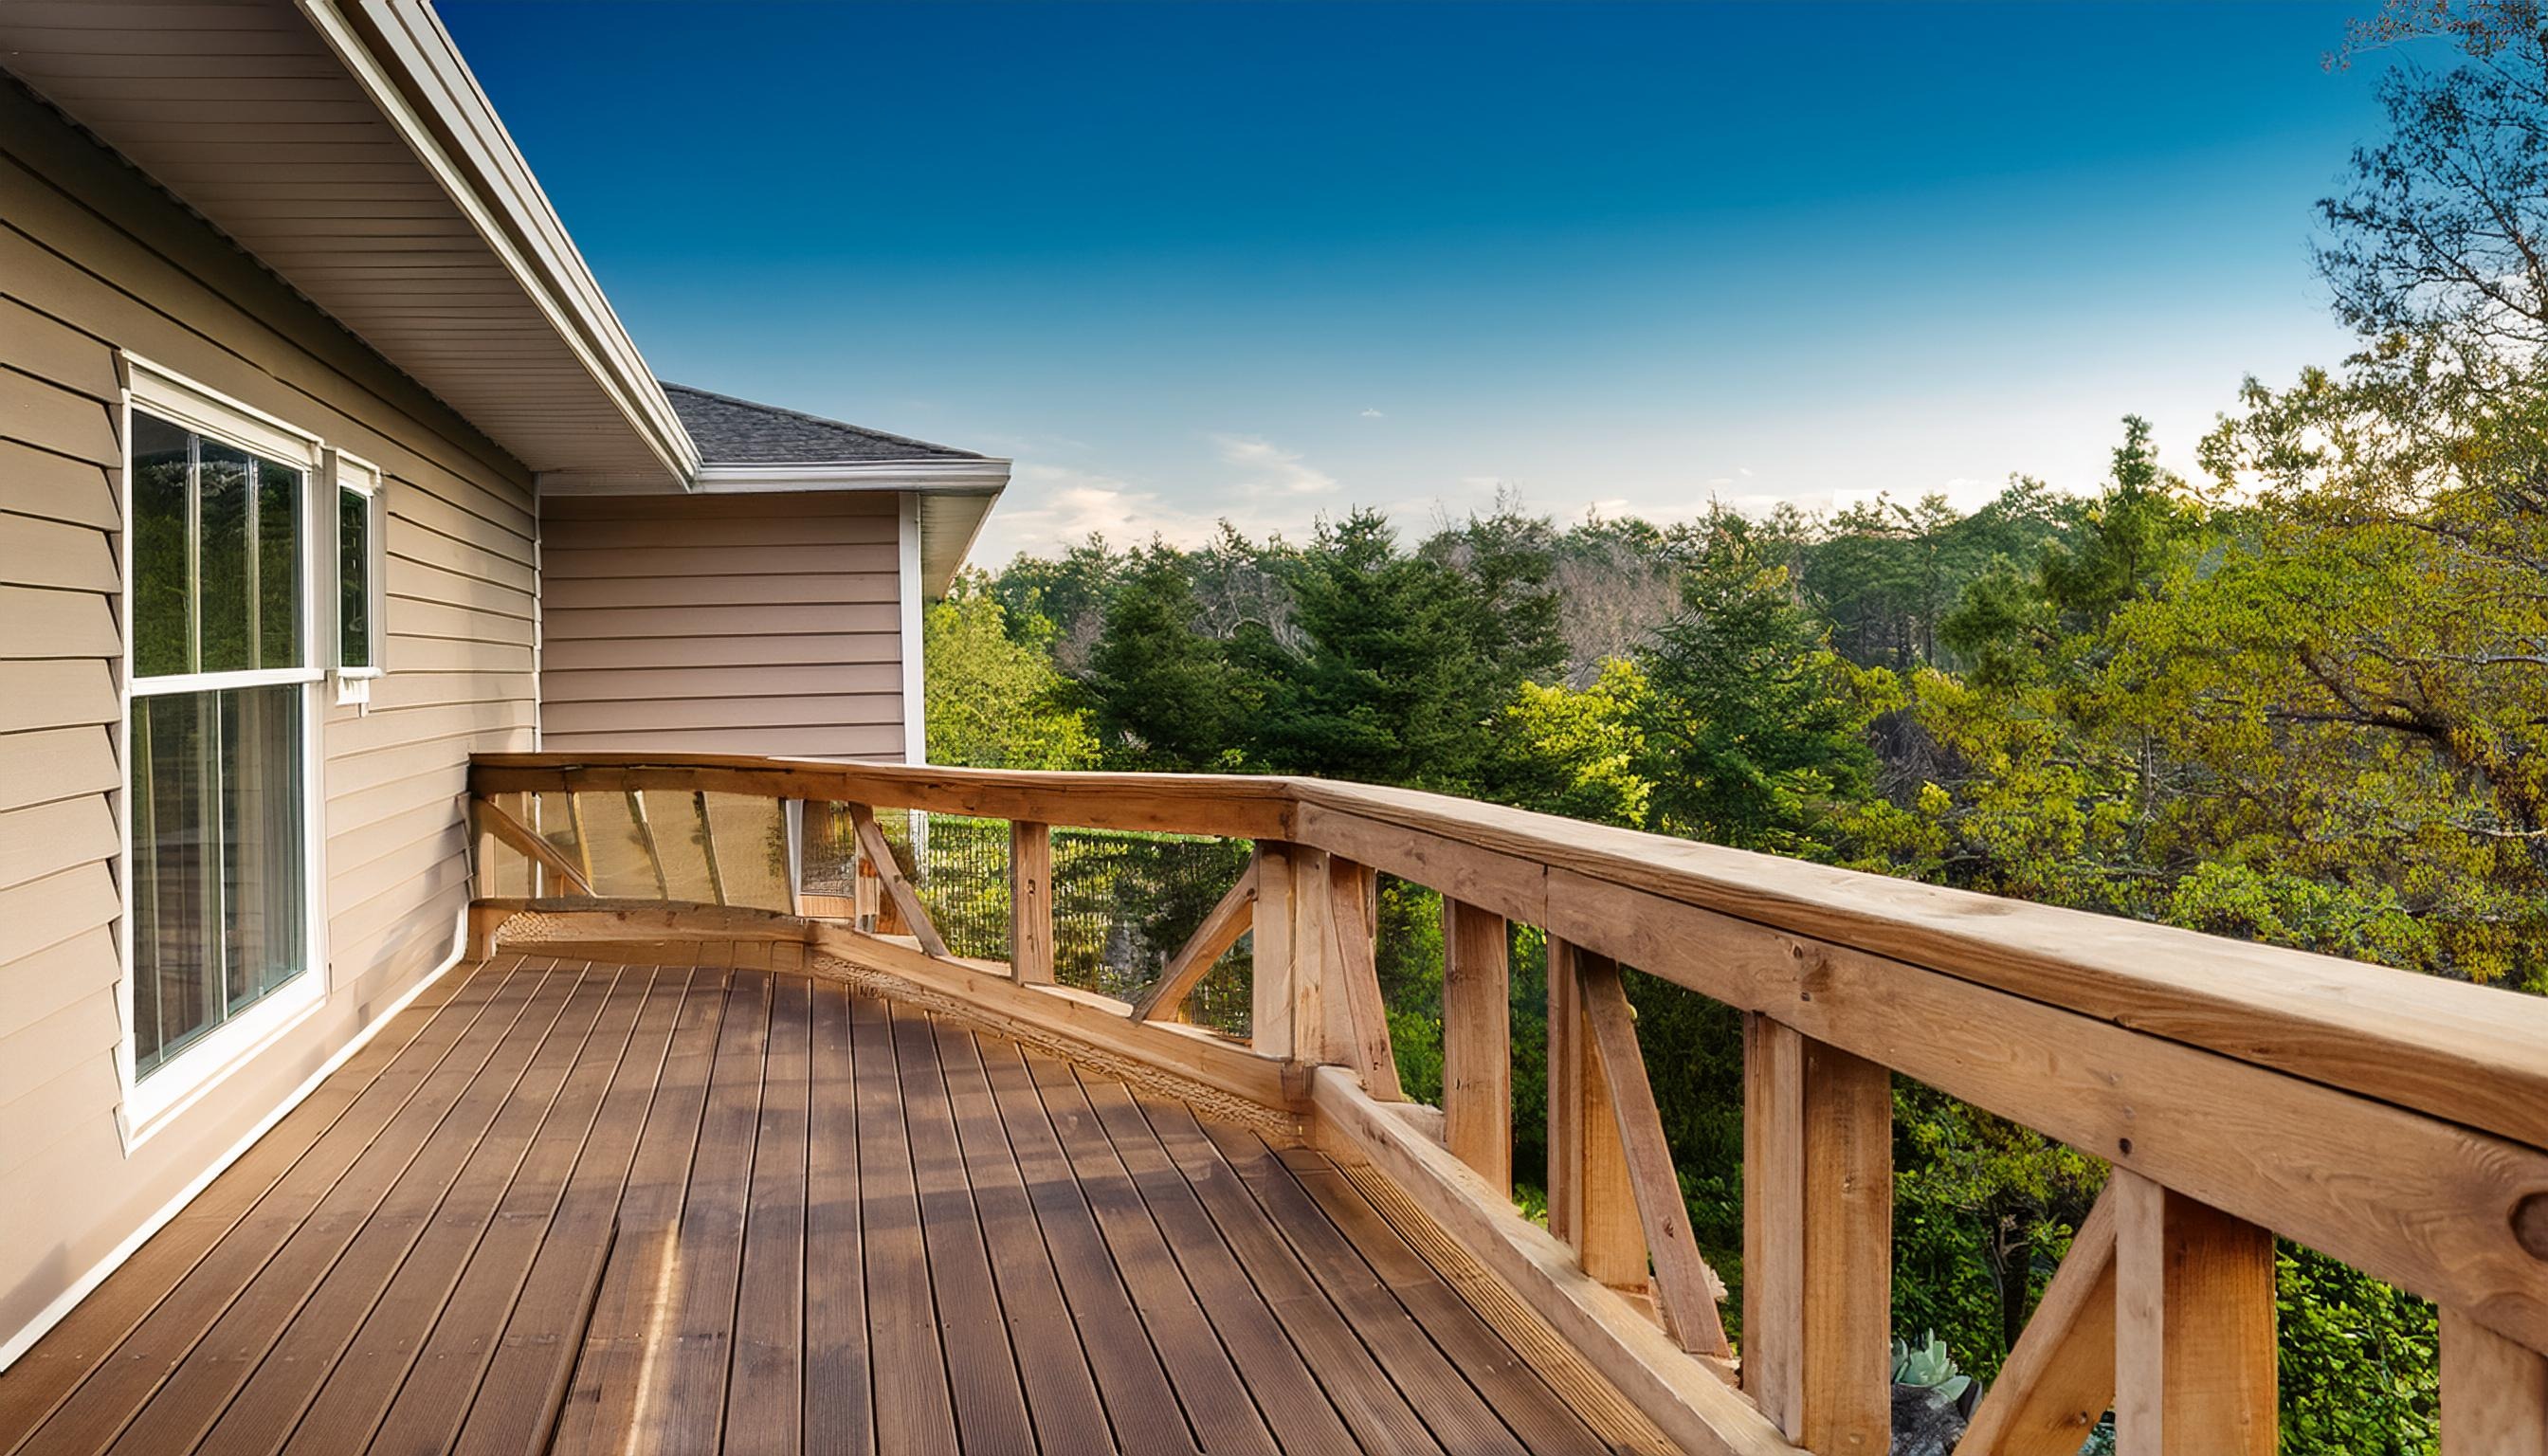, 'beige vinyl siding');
540,492,910,759
0,82,538,1348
